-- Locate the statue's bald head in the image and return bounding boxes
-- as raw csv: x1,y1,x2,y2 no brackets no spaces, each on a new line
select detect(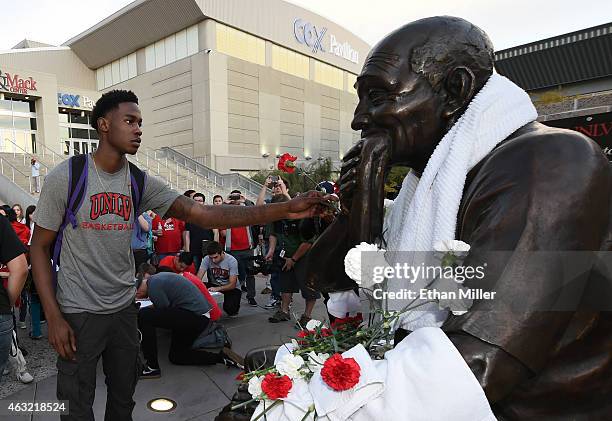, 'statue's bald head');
368,16,494,93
